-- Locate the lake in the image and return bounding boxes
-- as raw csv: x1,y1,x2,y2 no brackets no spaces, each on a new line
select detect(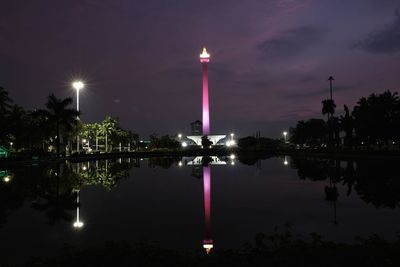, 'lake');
1,155,400,264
